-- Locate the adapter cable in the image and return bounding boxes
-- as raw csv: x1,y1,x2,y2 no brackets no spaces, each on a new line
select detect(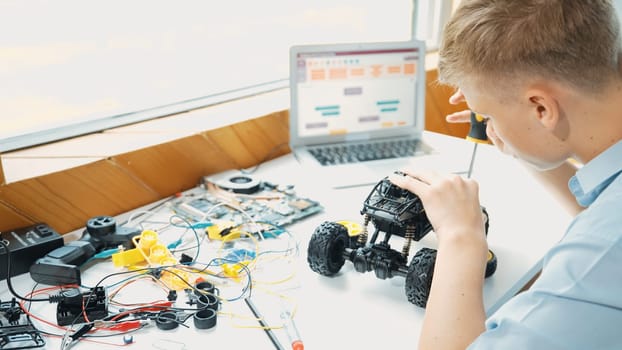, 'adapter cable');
0,240,50,302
